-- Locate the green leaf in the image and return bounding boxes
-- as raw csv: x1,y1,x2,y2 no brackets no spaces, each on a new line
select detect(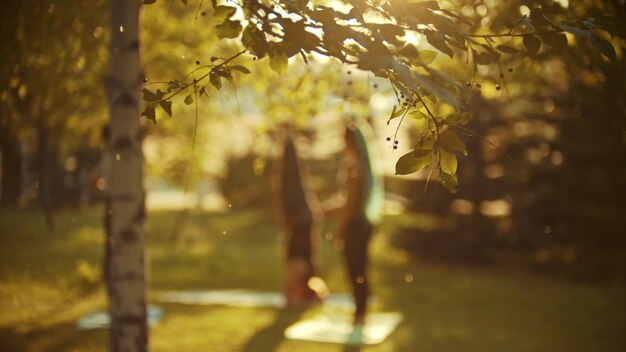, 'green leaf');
159,100,172,117
300,31,321,53
212,5,237,22
440,150,457,174
141,106,156,124
387,105,400,125
540,32,568,53
209,72,222,89
280,19,320,56
589,32,617,61
242,25,268,58
398,44,419,58
415,134,436,151
411,71,458,109
474,50,493,65
419,50,438,65
415,1,440,10
426,31,453,58
523,35,541,55
529,7,551,28
230,65,251,74
559,24,616,61
309,6,340,25
445,111,473,125
269,52,288,74
496,44,519,54
378,23,405,42
142,88,158,101
141,88,165,102
409,110,428,119
167,81,181,93
439,130,466,155
215,68,233,81
184,95,194,105
357,50,393,72
407,0,439,11
414,8,459,40
440,172,459,193
395,150,434,175
558,24,589,38
216,19,242,39
424,65,462,91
